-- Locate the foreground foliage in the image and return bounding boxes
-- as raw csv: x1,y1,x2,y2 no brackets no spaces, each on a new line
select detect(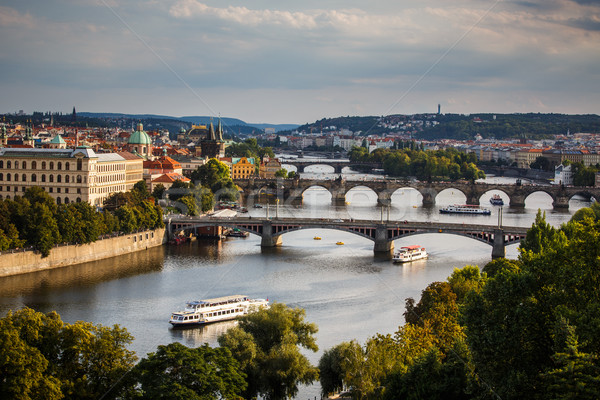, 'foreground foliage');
319,205,600,399
0,308,136,400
